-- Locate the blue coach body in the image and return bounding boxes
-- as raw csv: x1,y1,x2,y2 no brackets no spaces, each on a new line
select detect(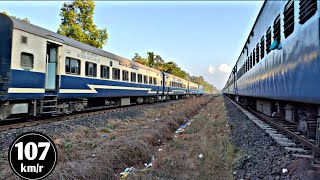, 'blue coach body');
224,0,320,104
0,13,199,119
